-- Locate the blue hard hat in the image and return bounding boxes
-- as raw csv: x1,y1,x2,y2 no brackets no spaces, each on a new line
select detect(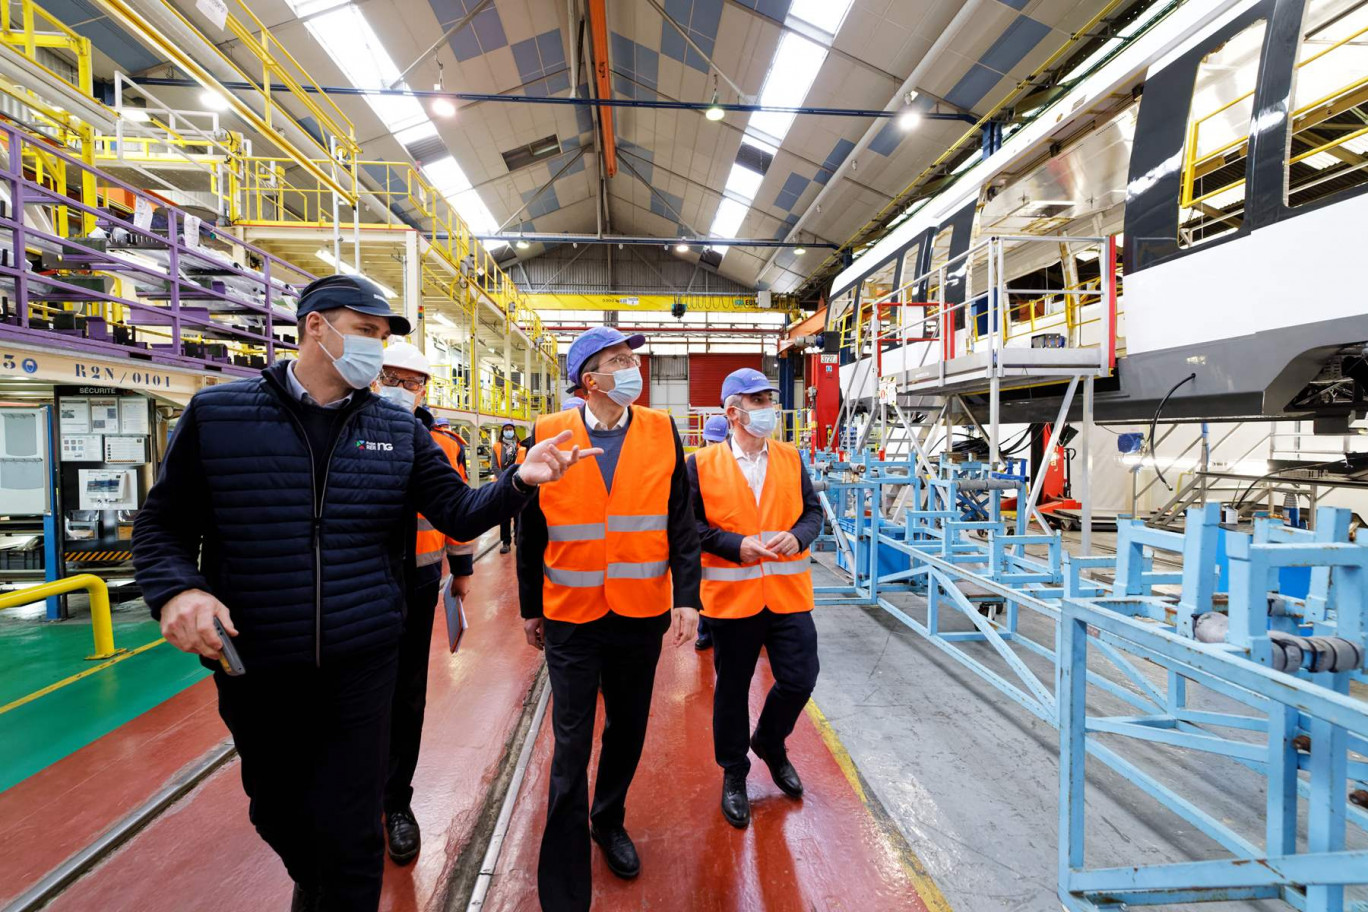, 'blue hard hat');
296,273,411,335
565,326,645,393
720,368,779,405
562,395,586,411
702,415,729,443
